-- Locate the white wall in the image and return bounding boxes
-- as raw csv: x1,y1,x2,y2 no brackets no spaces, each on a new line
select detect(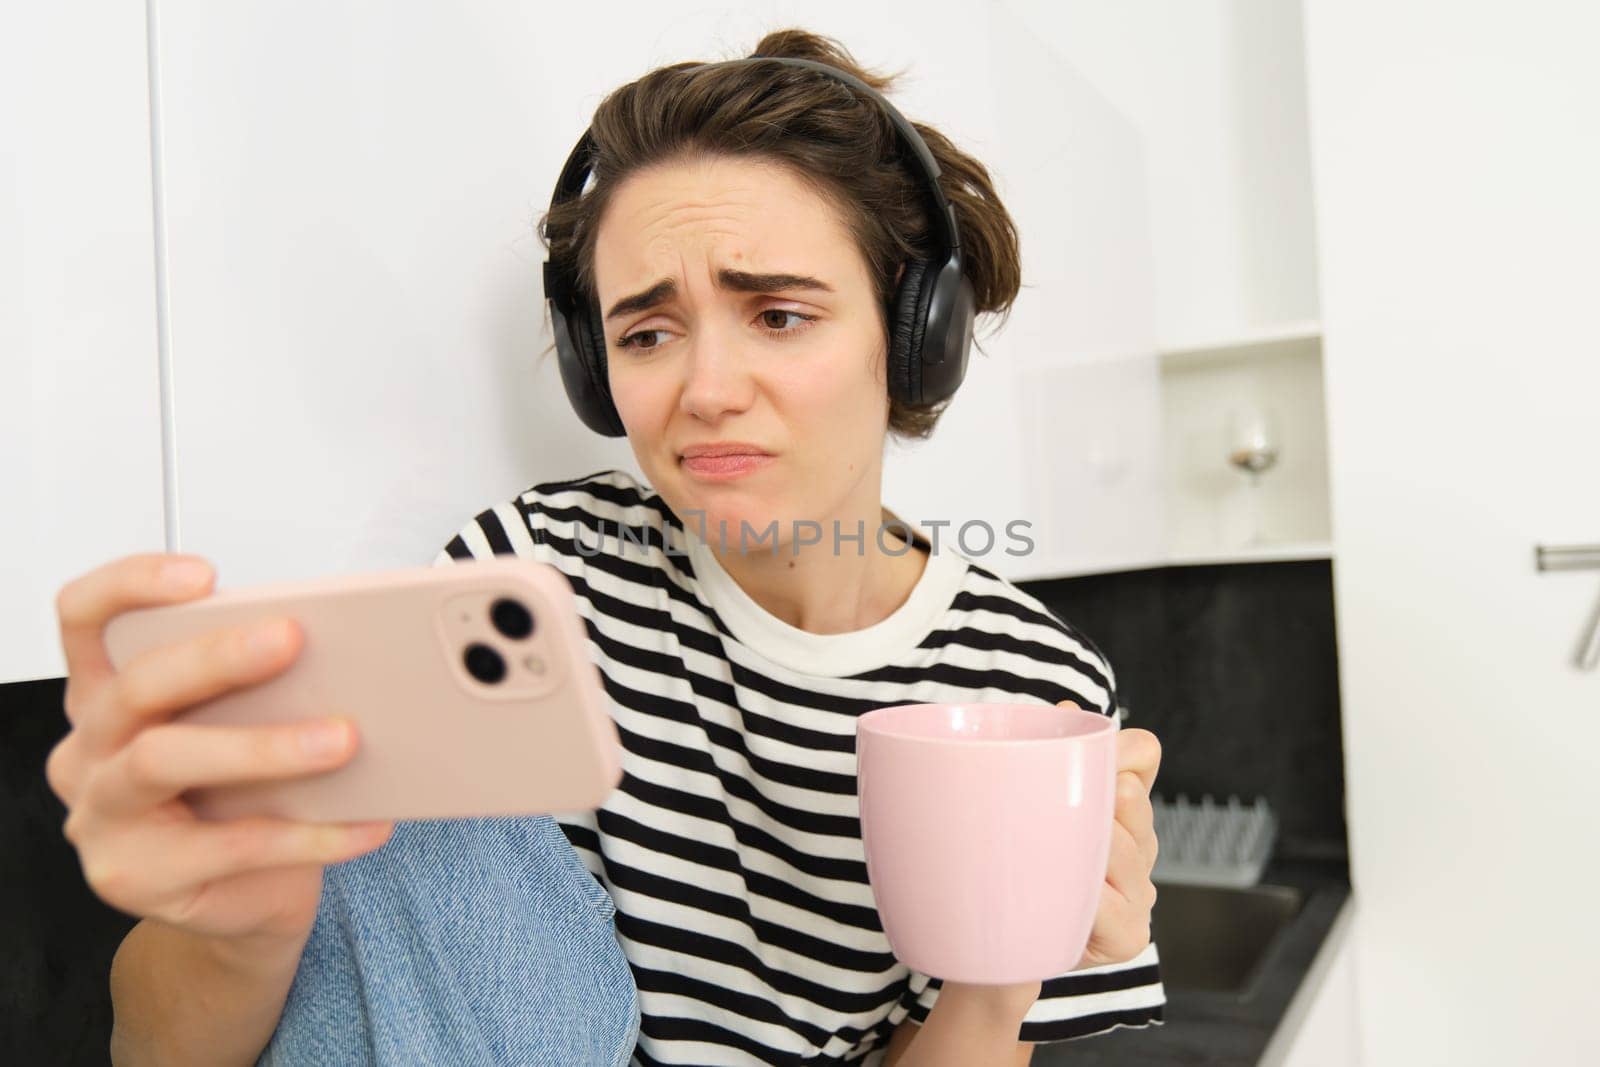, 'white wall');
2,2,167,684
